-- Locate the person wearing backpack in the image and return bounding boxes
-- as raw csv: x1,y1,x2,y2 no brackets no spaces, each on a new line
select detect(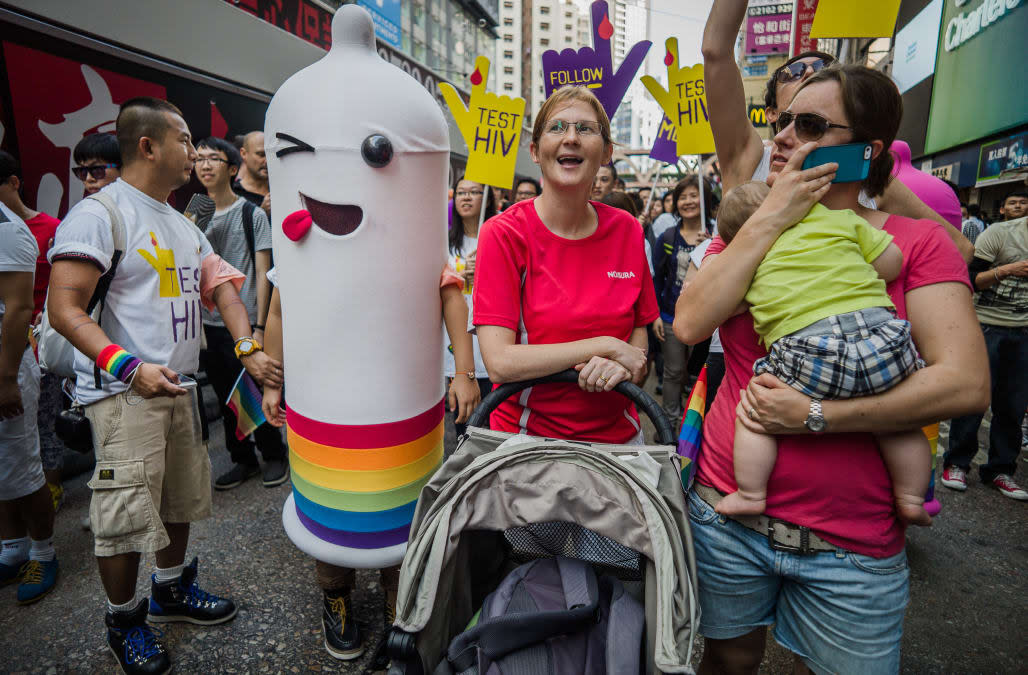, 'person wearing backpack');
193,137,284,490
46,97,283,675
0,200,60,606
